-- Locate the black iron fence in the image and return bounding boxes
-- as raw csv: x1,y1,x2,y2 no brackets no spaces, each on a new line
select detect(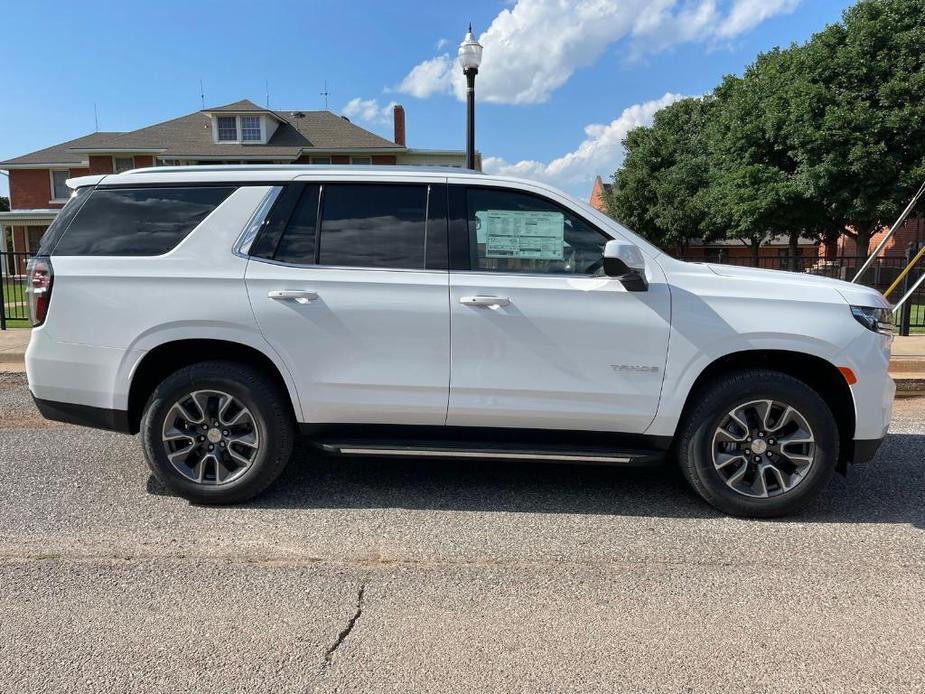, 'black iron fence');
679,253,925,334
1,251,33,329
